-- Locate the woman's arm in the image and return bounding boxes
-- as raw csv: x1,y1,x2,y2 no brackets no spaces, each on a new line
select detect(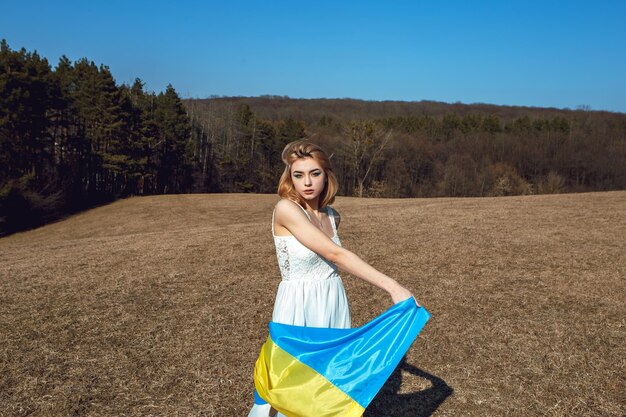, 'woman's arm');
275,200,417,305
